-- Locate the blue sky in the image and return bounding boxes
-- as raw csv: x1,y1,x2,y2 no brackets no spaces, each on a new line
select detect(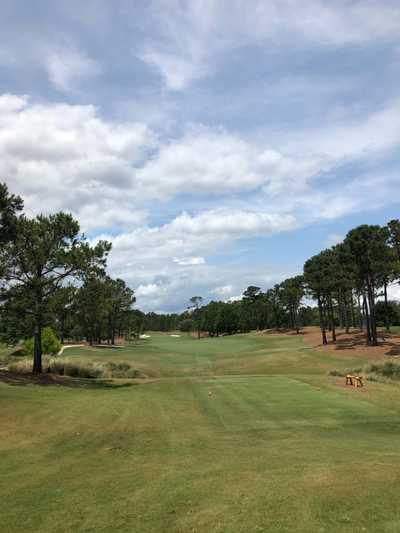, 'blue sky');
1,0,400,311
